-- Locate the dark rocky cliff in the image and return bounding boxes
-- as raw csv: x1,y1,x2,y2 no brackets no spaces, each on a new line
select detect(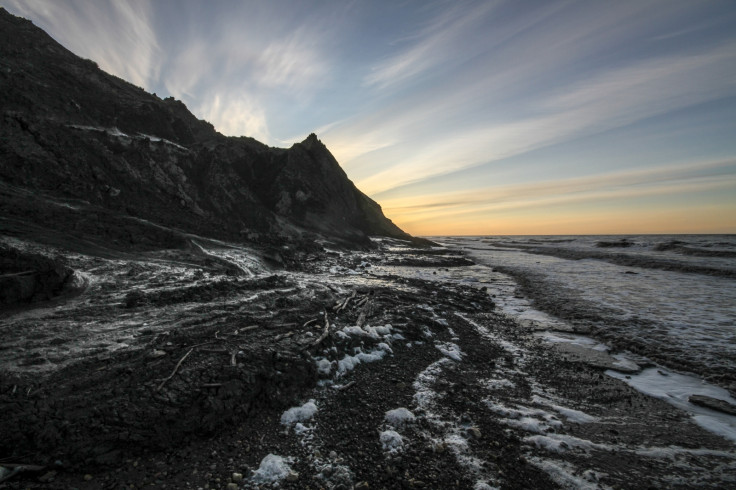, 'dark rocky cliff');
0,8,413,250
